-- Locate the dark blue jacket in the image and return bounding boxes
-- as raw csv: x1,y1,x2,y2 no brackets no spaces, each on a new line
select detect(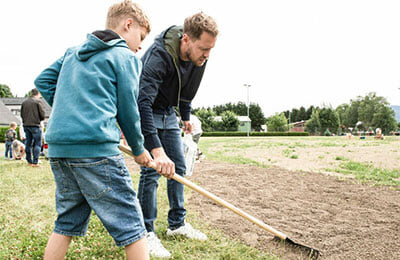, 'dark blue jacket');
138,26,207,150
